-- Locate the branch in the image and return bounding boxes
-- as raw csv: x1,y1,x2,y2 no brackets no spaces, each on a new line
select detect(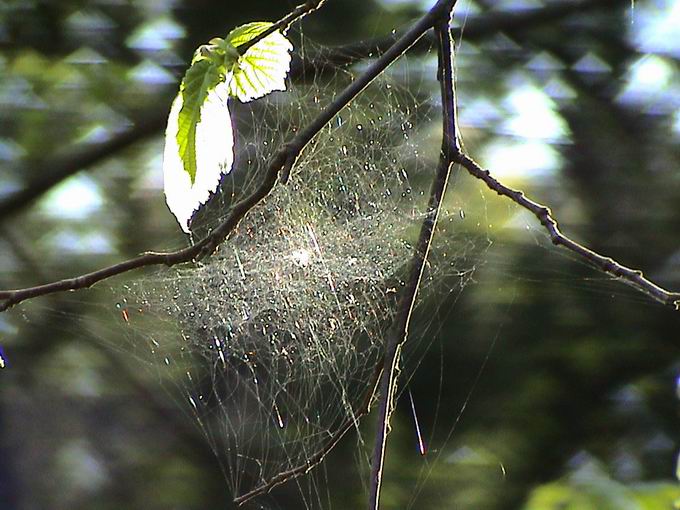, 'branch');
295,0,626,74
237,0,326,55
0,0,458,312
368,10,460,510
453,154,680,310
0,114,165,219
233,364,382,506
